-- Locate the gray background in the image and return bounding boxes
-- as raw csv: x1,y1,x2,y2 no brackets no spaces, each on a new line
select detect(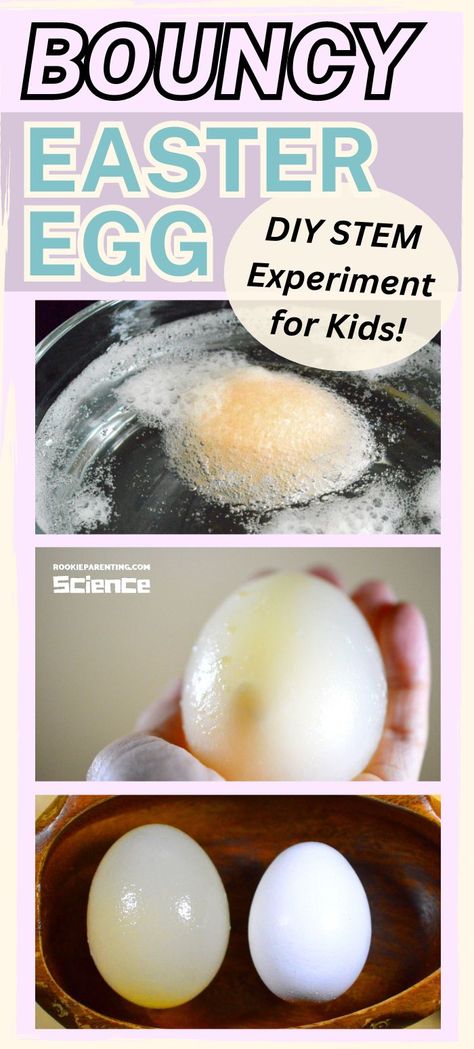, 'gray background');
36,547,440,781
